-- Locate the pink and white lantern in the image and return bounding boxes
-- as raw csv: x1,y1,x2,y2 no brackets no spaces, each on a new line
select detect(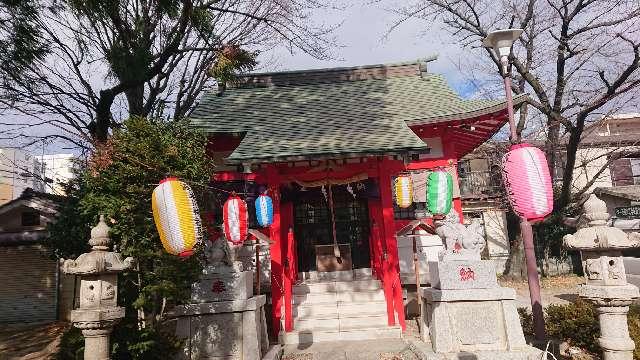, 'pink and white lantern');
502,143,553,223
